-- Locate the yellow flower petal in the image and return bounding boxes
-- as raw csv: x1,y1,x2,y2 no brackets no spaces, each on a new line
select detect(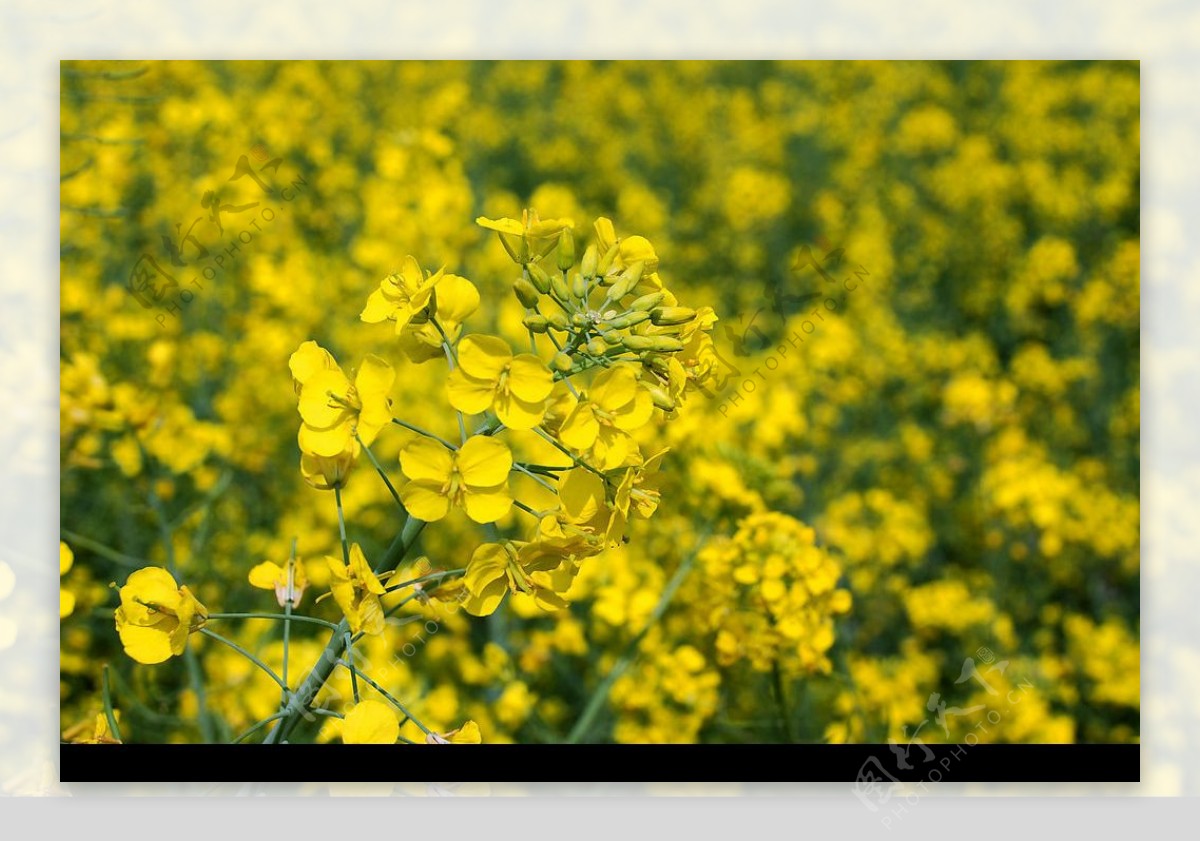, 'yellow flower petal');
343,700,399,744
399,481,452,522
476,216,526,236
449,720,482,743
589,366,637,411
612,388,654,431
60,589,76,618
399,438,454,484
559,468,605,522
116,619,174,664
299,422,353,458
289,341,337,385
60,542,74,576
433,274,480,328
456,334,511,381
507,354,554,403
446,368,497,415
298,369,351,429
248,561,284,590
462,486,513,524
493,391,546,430
355,355,395,403
456,436,513,487
558,403,599,450
360,287,395,323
